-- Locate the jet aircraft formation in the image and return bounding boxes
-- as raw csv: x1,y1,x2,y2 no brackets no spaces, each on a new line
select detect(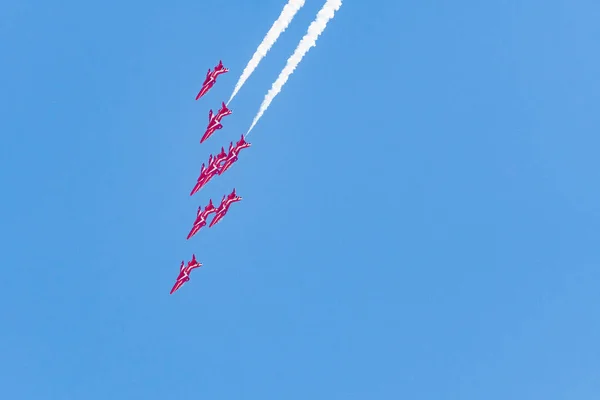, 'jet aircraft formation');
170,60,250,295
169,0,343,295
